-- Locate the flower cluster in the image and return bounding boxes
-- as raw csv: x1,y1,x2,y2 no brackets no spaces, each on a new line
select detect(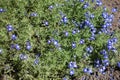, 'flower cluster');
0,0,120,80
